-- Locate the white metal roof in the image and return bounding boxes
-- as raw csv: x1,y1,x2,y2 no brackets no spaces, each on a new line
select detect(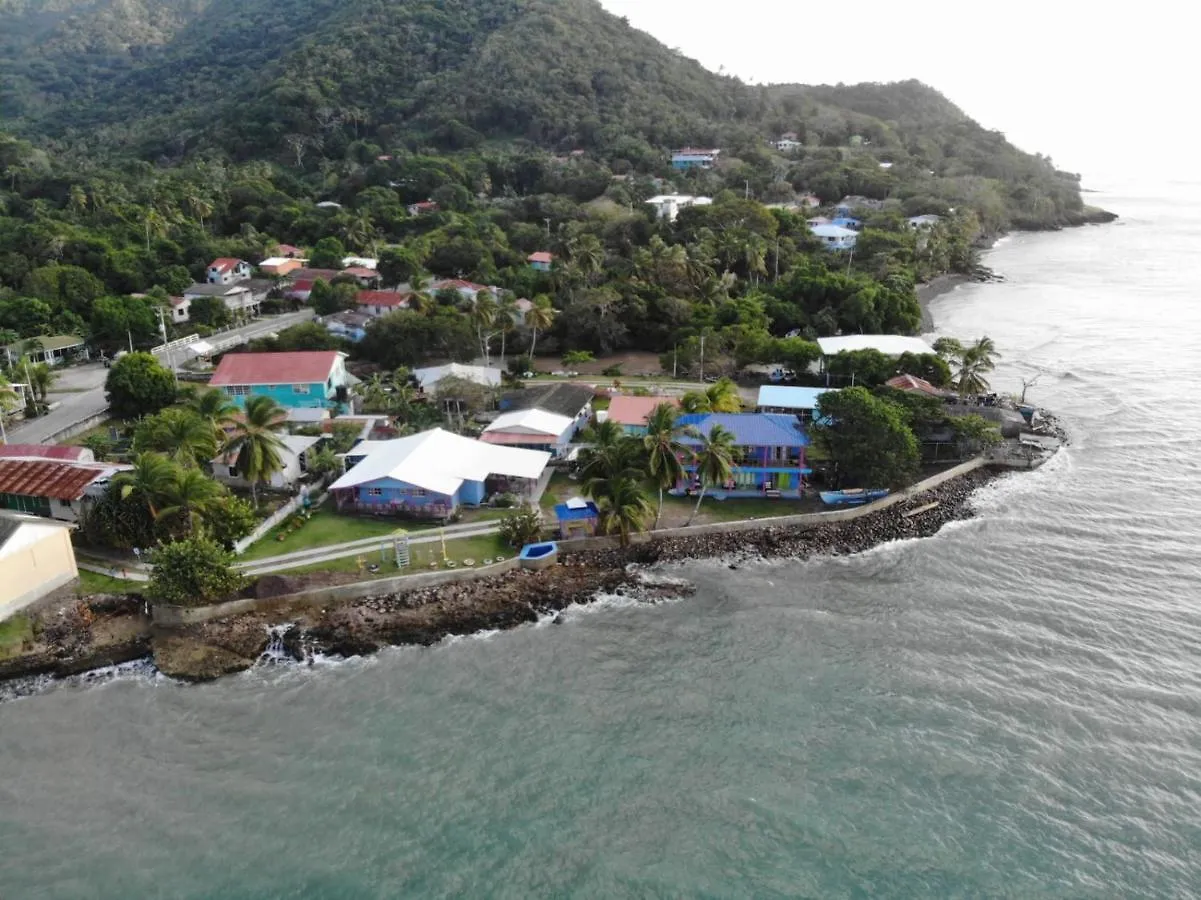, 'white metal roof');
414,363,503,389
484,408,574,437
810,224,859,238
817,335,935,357
259,257,290,267
328,428,550,496
341,256,378,269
